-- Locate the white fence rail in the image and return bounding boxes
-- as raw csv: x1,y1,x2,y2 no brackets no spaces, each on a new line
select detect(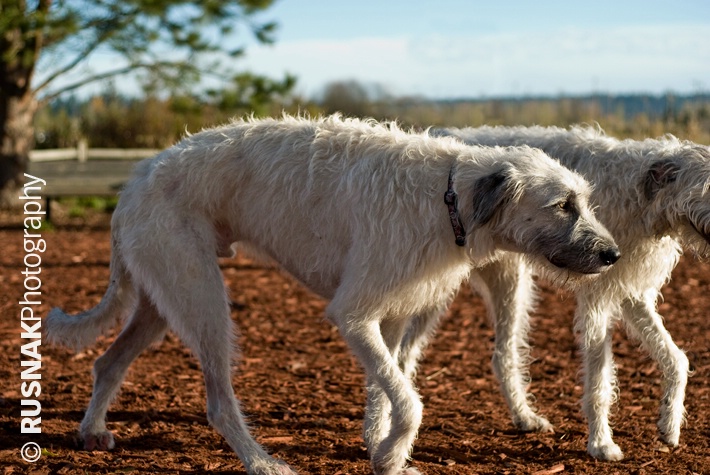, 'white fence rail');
27,143,160,211
29,141,159,162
